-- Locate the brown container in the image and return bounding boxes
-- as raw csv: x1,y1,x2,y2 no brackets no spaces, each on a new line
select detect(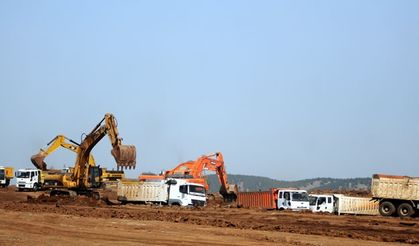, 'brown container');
237,188,278,209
